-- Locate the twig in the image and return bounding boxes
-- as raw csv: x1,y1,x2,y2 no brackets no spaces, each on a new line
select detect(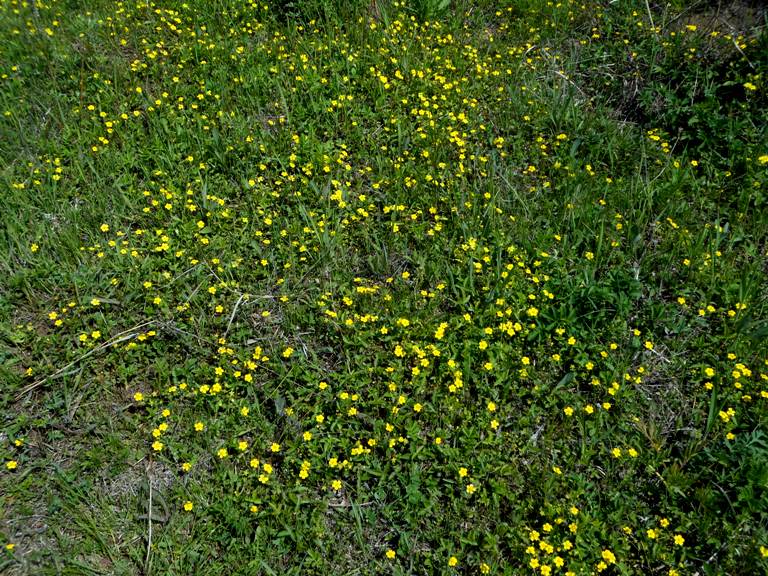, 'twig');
144,462,153,576
16,320,156,399
663,0,707,30
644,0,657,35
327,500,374,508
728,35,754,70
167,263,202,285
224,293,248,337
158,321,218,348
553,70,588,99
205,263,223,285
